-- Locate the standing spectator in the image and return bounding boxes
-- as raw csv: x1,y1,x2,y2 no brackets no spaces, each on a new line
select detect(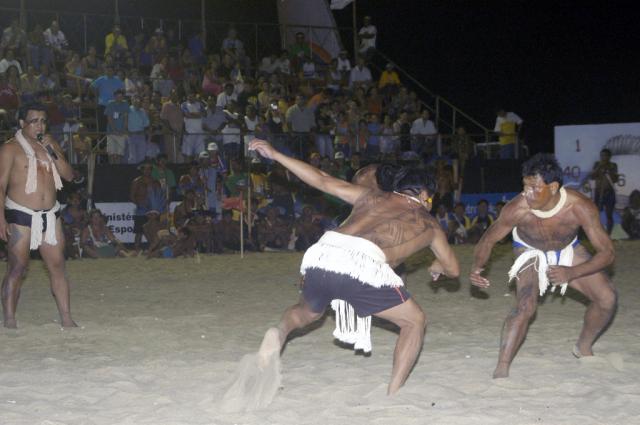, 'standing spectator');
349,56,372,89
243,104,259,151
26,23,46,72
64,52,90,101
37,63,58,93
289,32,311,73
220,102,243,161
622,190,640,239
181,92,206,163
159,90,184,162
42,20,69,64
494,108,523,159
188,31,206,65
82,45,102,79
378,63,401,98
1,18,27,58
20,65,41,103
151,154,177,200
410,109,438,156
127,95,150,164
285,94,316,158
336,50,351,79
393,111,411,153
221,27,245,60
315,103,334,159
379,114,396,157
104,25,128,60
450,126,475,178
586,148,619,234
124,67,144,98
199,143,227,216
365,113,382,160
104,89,129,164
129,163,155,252
358,15,377,58
90,65,124,132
